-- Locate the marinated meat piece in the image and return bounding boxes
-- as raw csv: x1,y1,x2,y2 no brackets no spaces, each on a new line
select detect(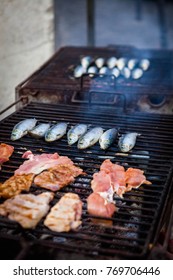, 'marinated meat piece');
125,168,151,191
34,164,84,191
0,143,14,169
0,192,54,228
44,193,82,232
15,151,74,175
0,173,34,198
87,192,117,218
